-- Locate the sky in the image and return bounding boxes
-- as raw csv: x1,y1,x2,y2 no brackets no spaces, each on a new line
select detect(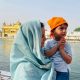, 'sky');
0,0,80,33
